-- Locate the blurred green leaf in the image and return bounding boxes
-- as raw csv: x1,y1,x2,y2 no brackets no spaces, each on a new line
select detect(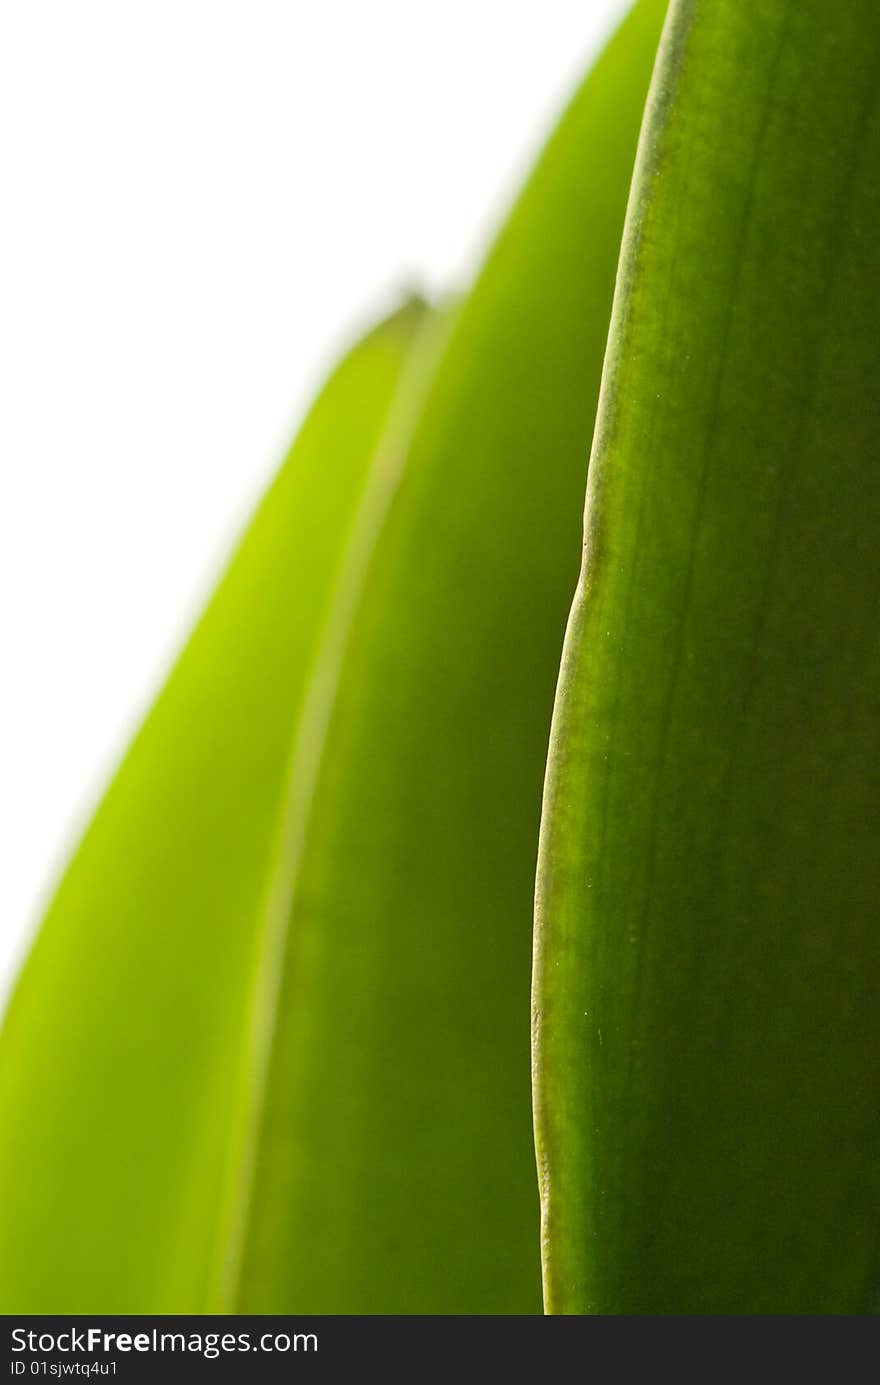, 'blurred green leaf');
0,299,428,1312
230,0,668,1314
0,0,668,1315
533,0,880,1314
